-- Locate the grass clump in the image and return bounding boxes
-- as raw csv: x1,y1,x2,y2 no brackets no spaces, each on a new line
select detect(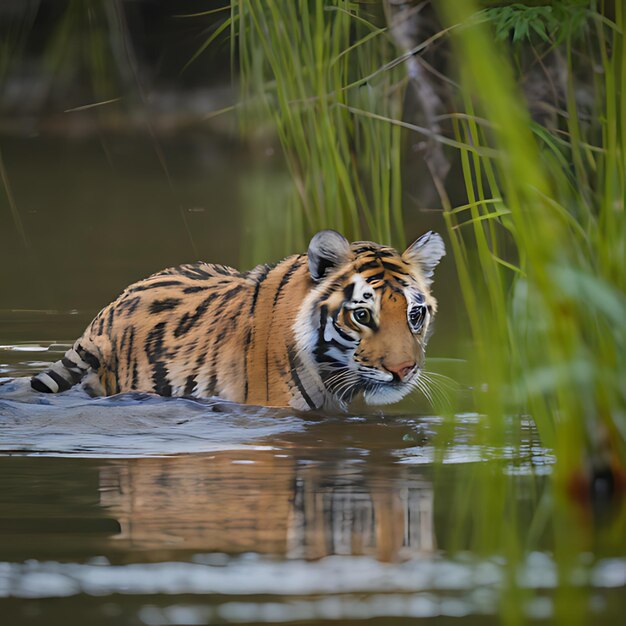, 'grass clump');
437,0,625,488
228,1,625,494
231,0,406,262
